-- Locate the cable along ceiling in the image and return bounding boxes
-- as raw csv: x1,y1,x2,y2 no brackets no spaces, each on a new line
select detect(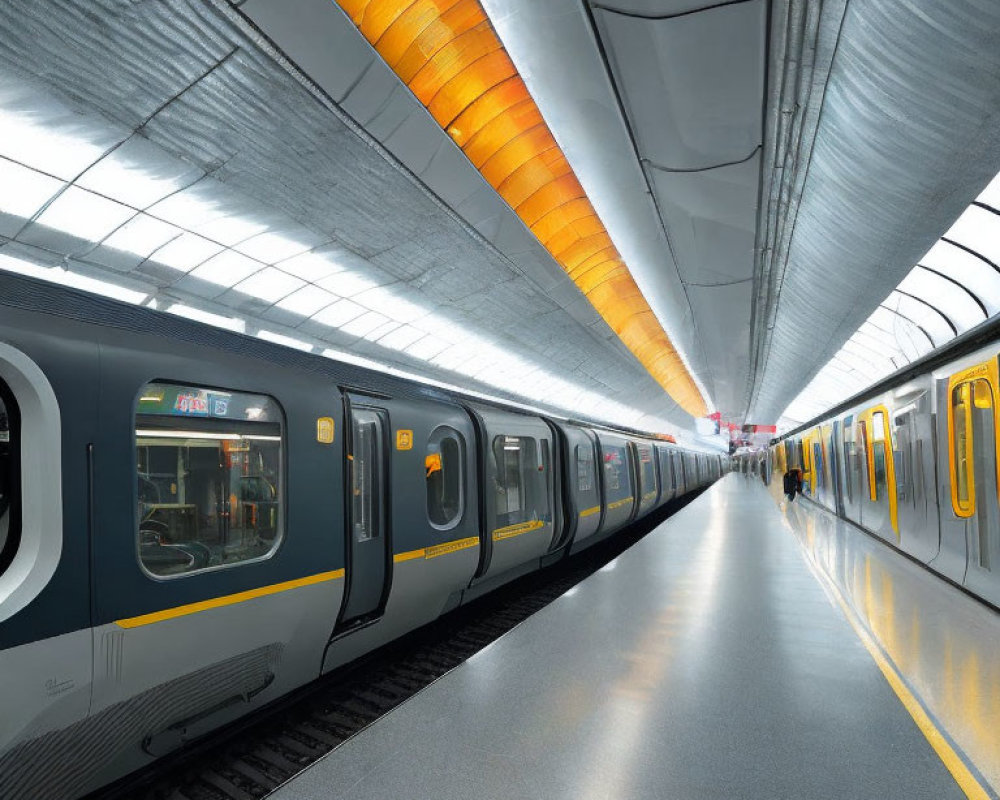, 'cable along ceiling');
333,0,708,418
780,172,1000,426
